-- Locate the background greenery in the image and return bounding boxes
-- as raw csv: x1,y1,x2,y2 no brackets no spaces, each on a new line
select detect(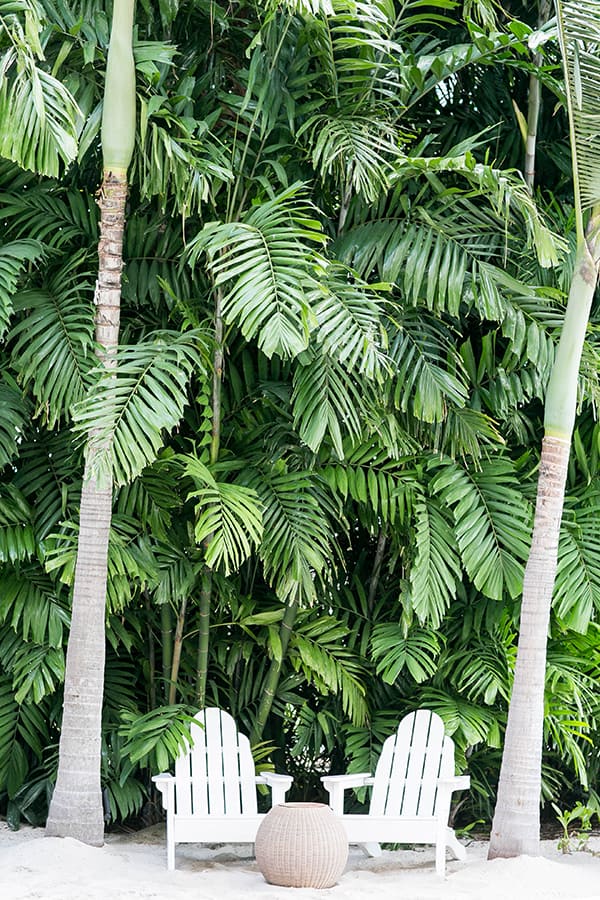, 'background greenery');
0,0,599,833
